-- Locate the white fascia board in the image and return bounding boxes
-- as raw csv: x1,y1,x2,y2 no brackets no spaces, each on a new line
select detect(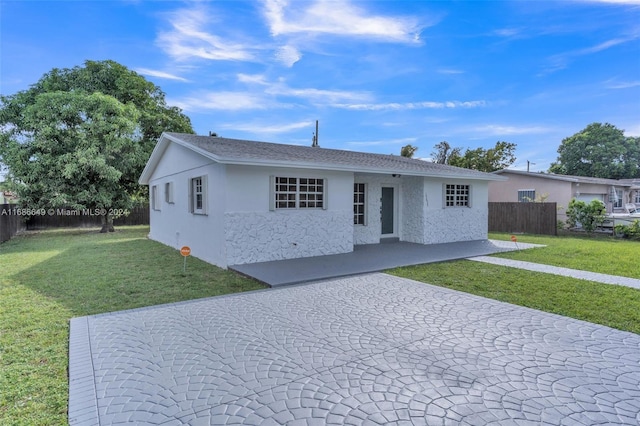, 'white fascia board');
215,157,507,181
